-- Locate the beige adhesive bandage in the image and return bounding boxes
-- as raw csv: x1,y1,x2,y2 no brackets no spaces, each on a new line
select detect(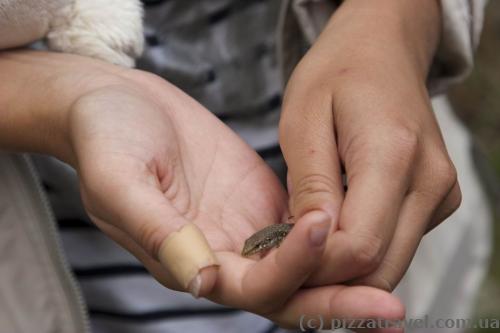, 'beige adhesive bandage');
158,223,219,290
